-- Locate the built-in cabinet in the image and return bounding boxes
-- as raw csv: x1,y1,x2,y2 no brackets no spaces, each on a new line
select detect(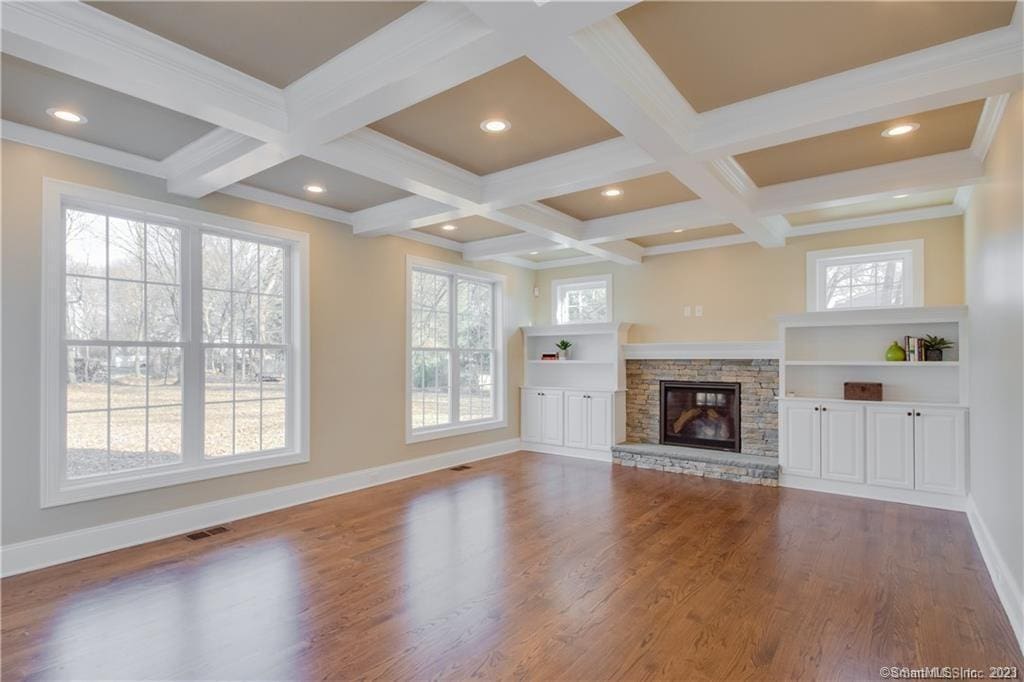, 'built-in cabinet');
522,388,617,453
